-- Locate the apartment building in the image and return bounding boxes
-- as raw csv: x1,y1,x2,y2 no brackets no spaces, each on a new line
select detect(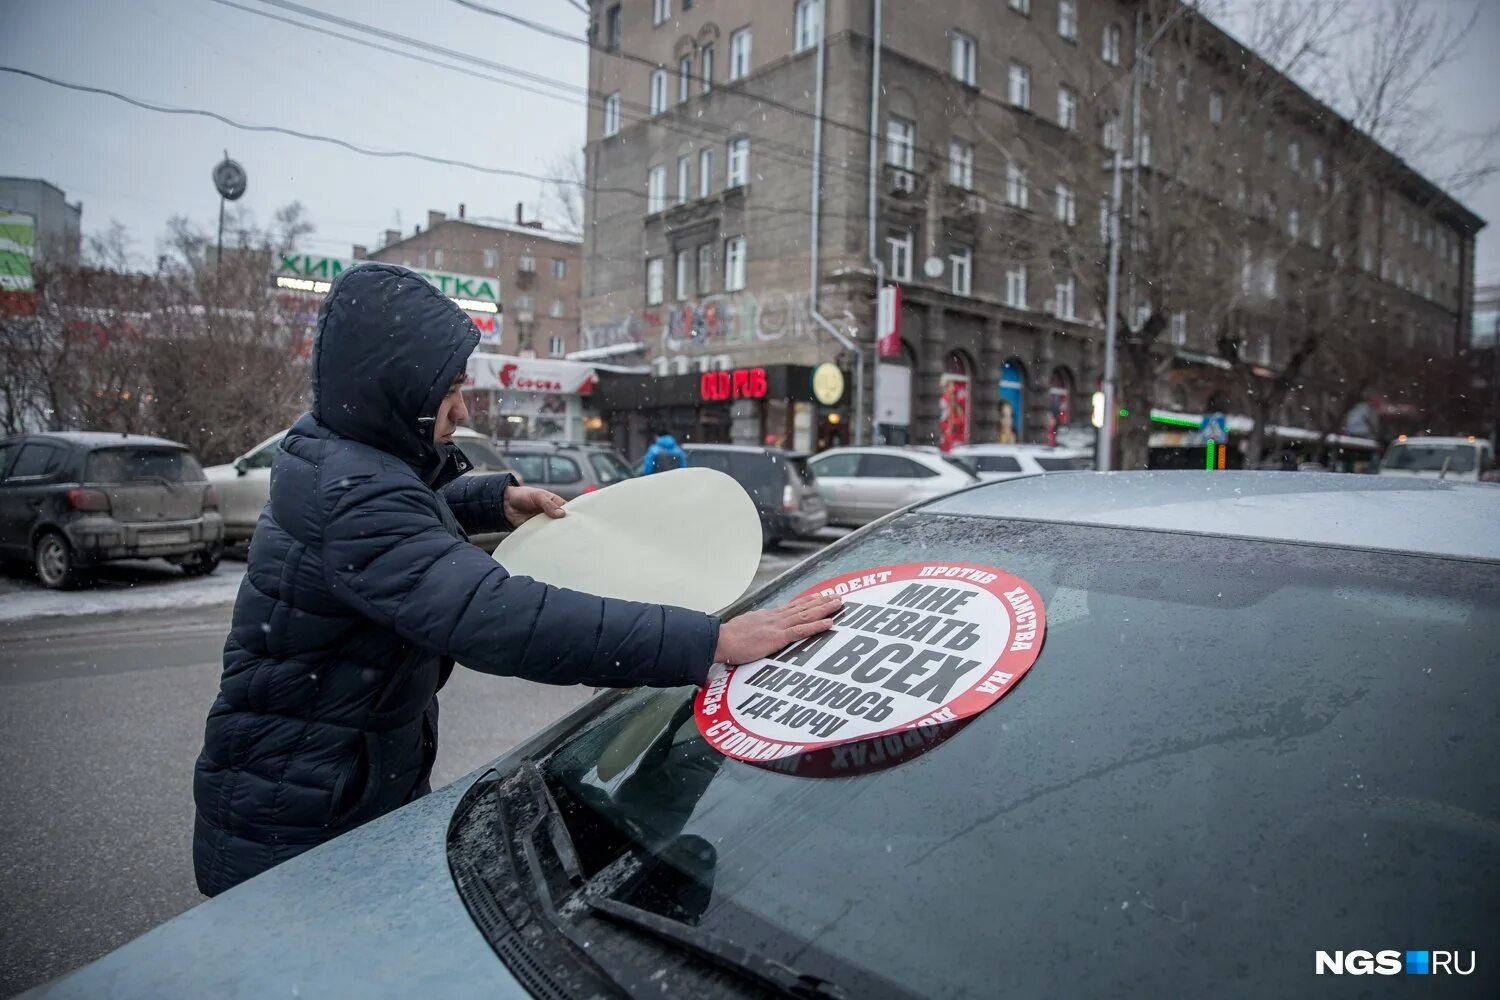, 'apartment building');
366,206,582,359
581,0,1483,452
